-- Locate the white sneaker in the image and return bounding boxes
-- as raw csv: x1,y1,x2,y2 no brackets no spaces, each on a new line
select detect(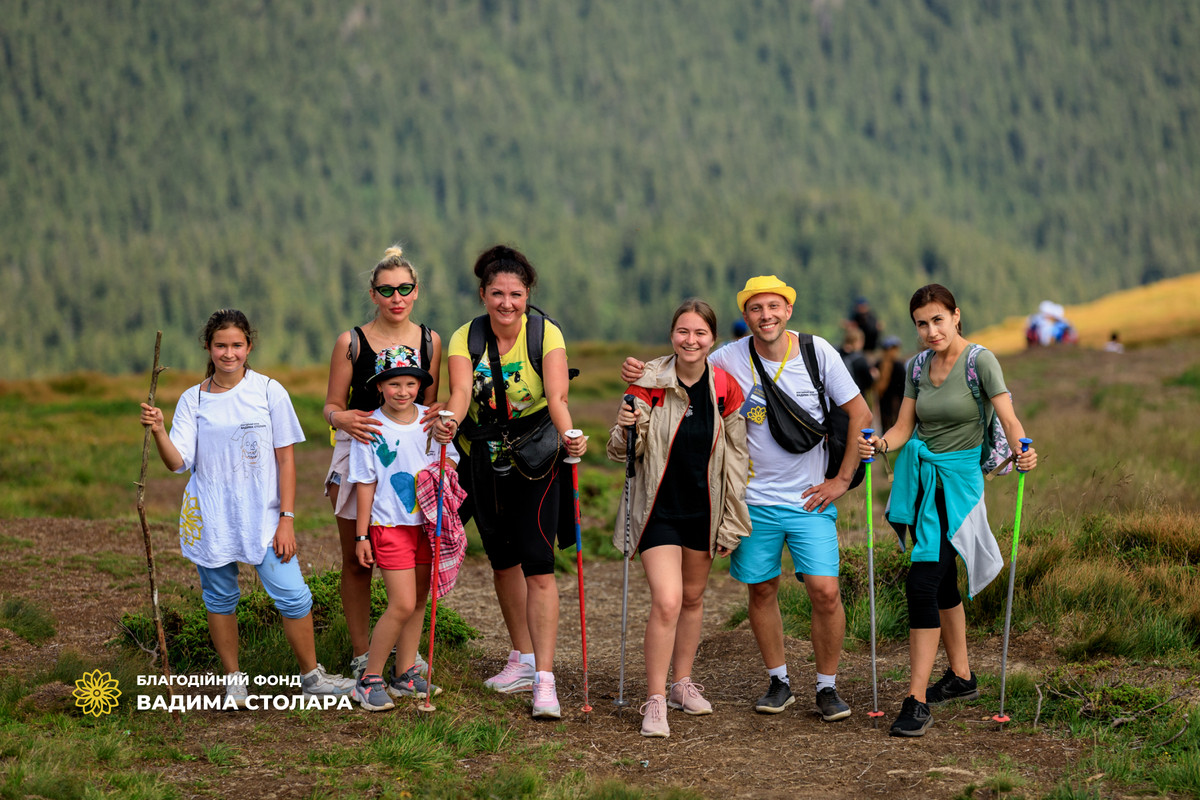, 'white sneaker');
225,671,249,709
350,653,369,682
484,650,535,693
531,673,561,719
301,663,355,695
